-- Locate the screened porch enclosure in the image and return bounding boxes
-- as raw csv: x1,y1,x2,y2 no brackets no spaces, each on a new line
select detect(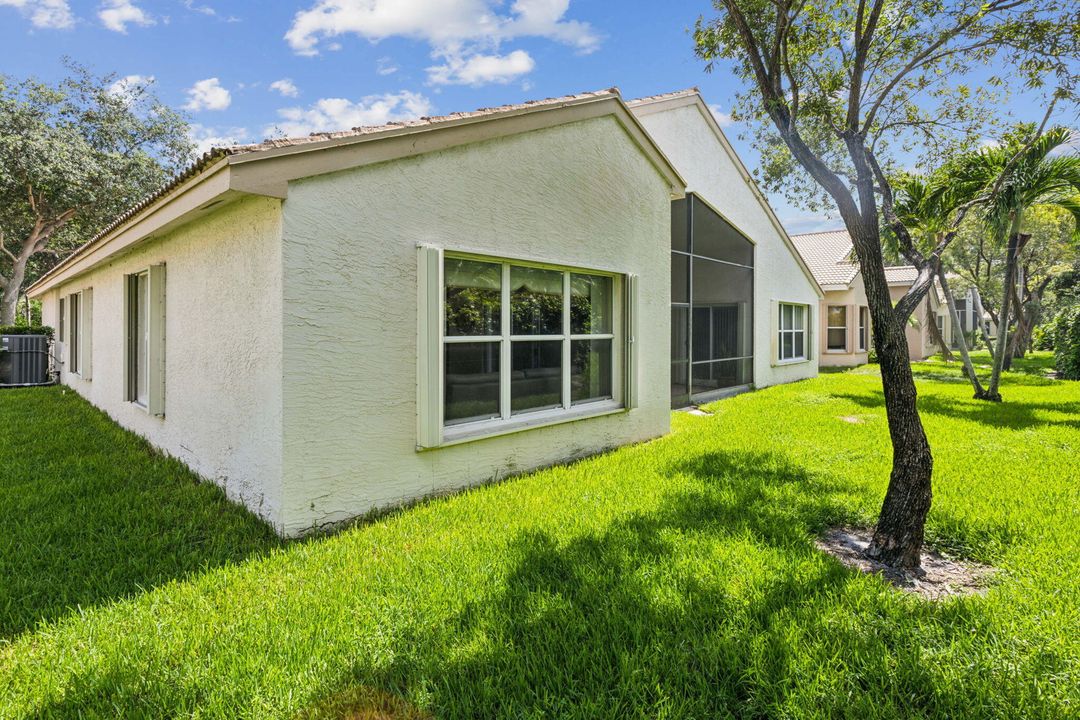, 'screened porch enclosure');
670,193,754,408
